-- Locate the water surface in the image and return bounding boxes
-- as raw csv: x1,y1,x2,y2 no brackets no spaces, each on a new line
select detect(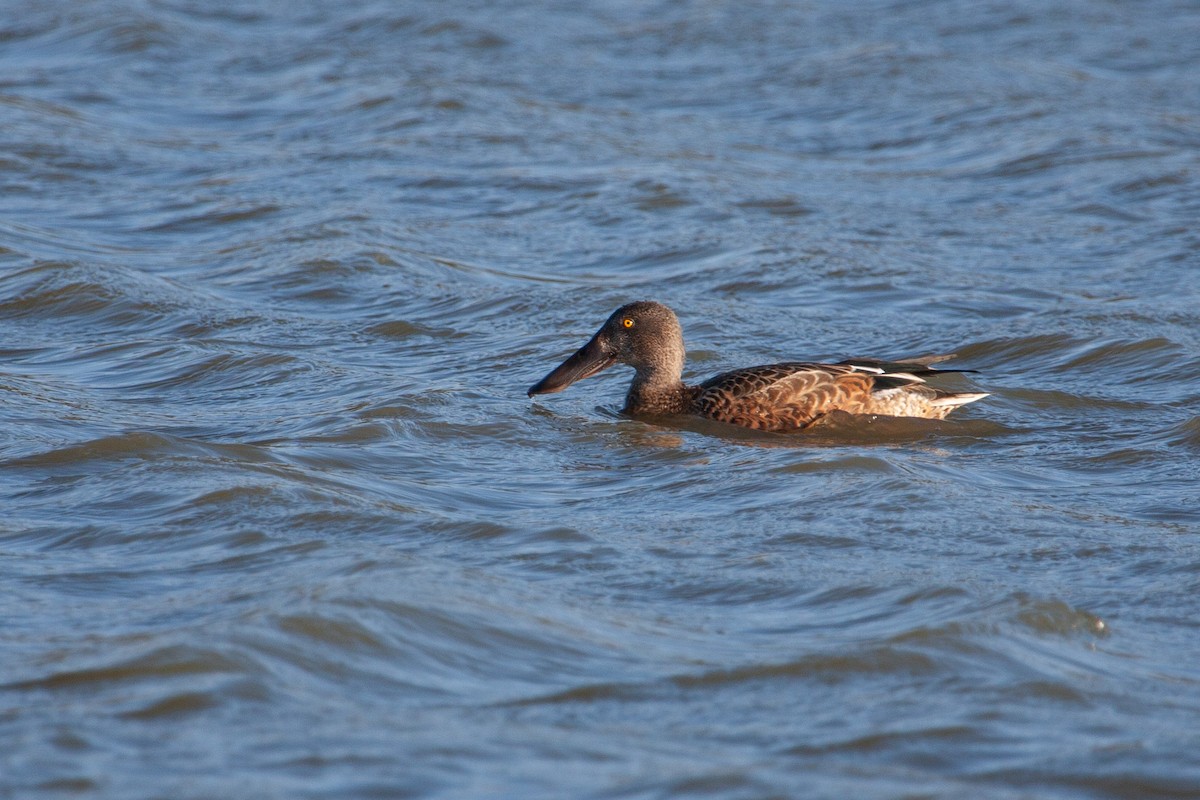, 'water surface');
2,1,1199,797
